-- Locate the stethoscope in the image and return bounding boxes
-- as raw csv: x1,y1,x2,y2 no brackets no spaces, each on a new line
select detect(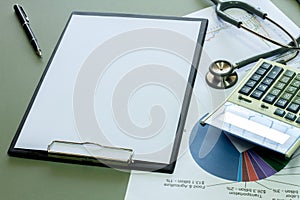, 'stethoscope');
206,0,300,89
